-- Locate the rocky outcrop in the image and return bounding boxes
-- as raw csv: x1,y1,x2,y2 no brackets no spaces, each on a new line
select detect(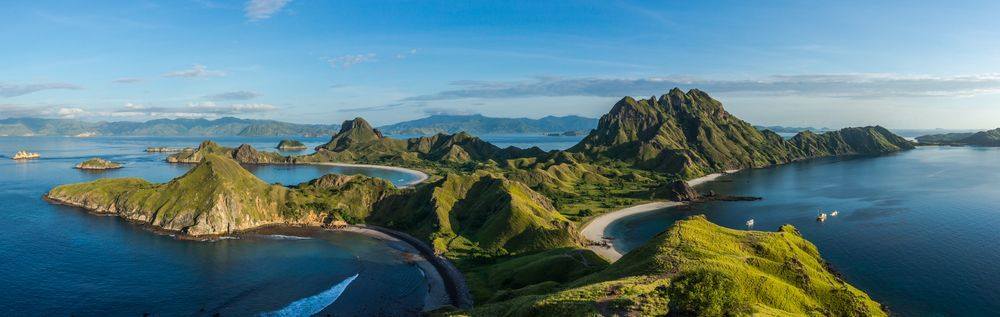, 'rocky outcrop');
74,158,122,170
651,180,700,201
